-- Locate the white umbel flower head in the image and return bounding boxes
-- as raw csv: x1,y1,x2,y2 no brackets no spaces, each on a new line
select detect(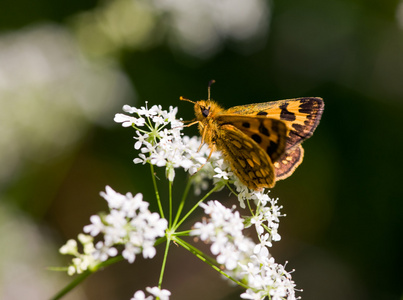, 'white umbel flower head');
61,186,168,274
192,200,297,299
